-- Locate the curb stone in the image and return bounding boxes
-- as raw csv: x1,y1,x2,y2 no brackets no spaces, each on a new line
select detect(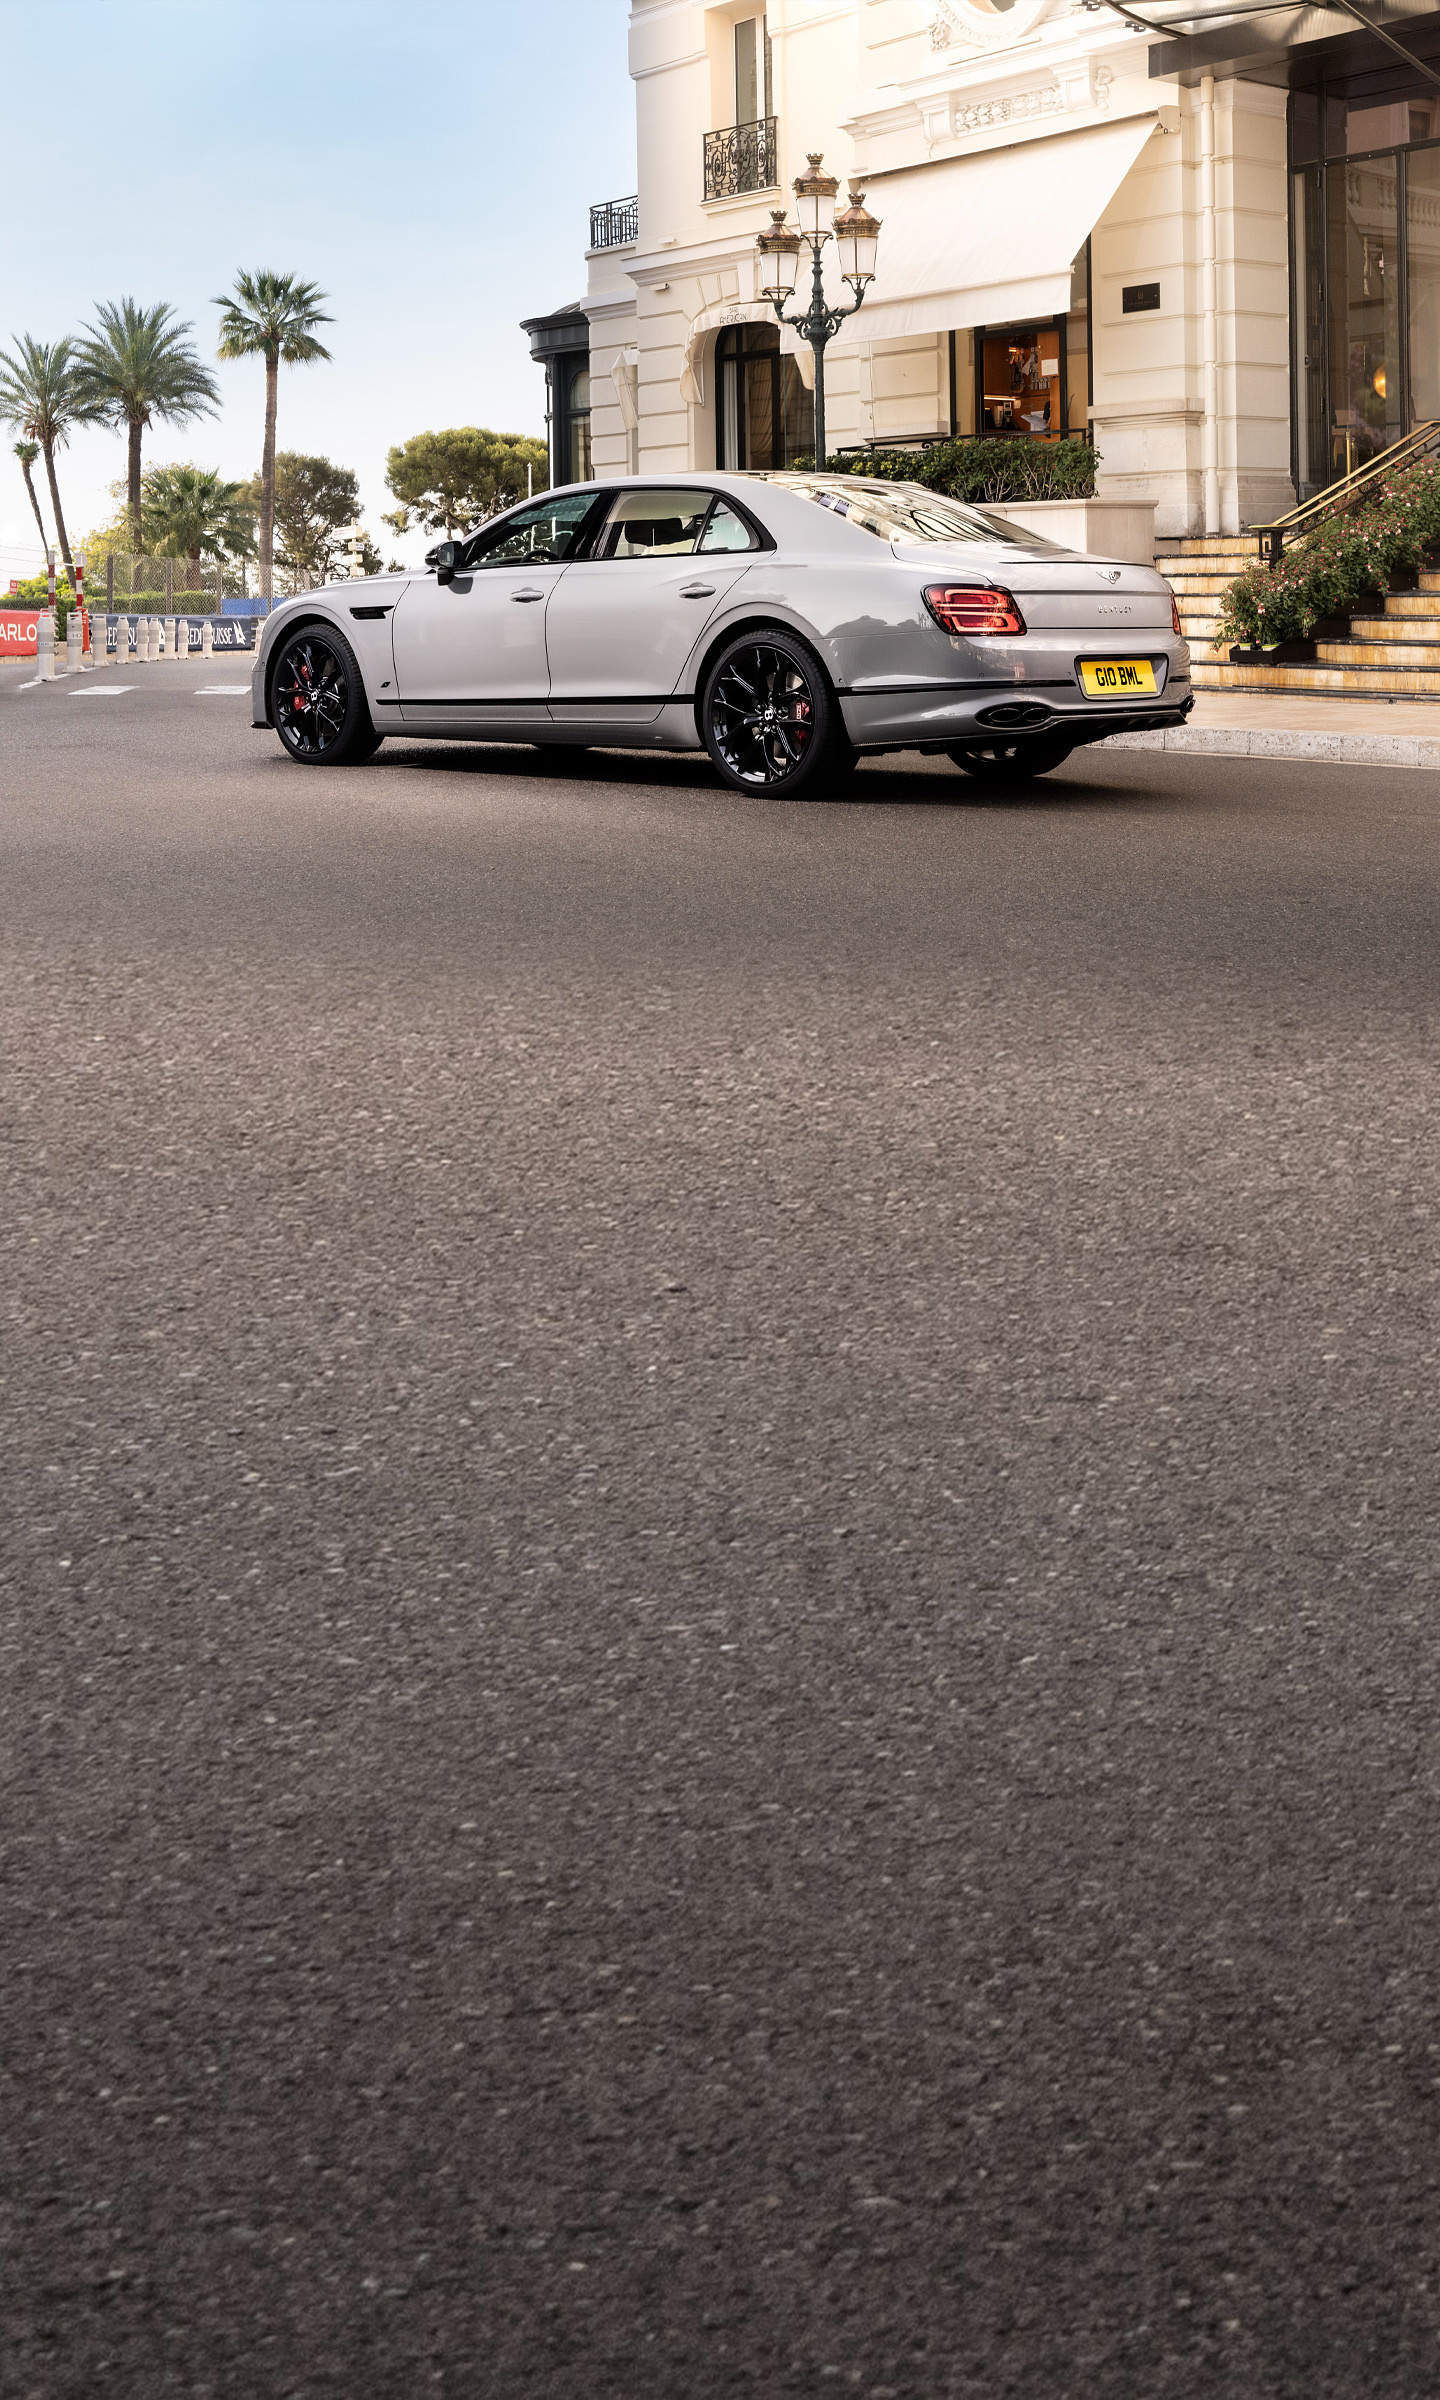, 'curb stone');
1103,726,1440,771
